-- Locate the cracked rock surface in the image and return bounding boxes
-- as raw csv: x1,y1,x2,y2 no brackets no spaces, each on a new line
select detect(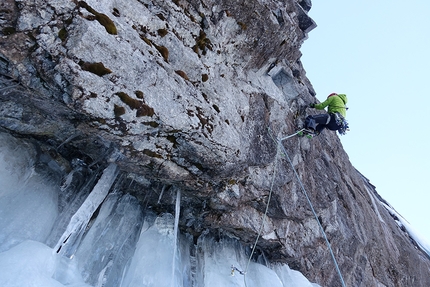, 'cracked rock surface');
1,0,430,286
